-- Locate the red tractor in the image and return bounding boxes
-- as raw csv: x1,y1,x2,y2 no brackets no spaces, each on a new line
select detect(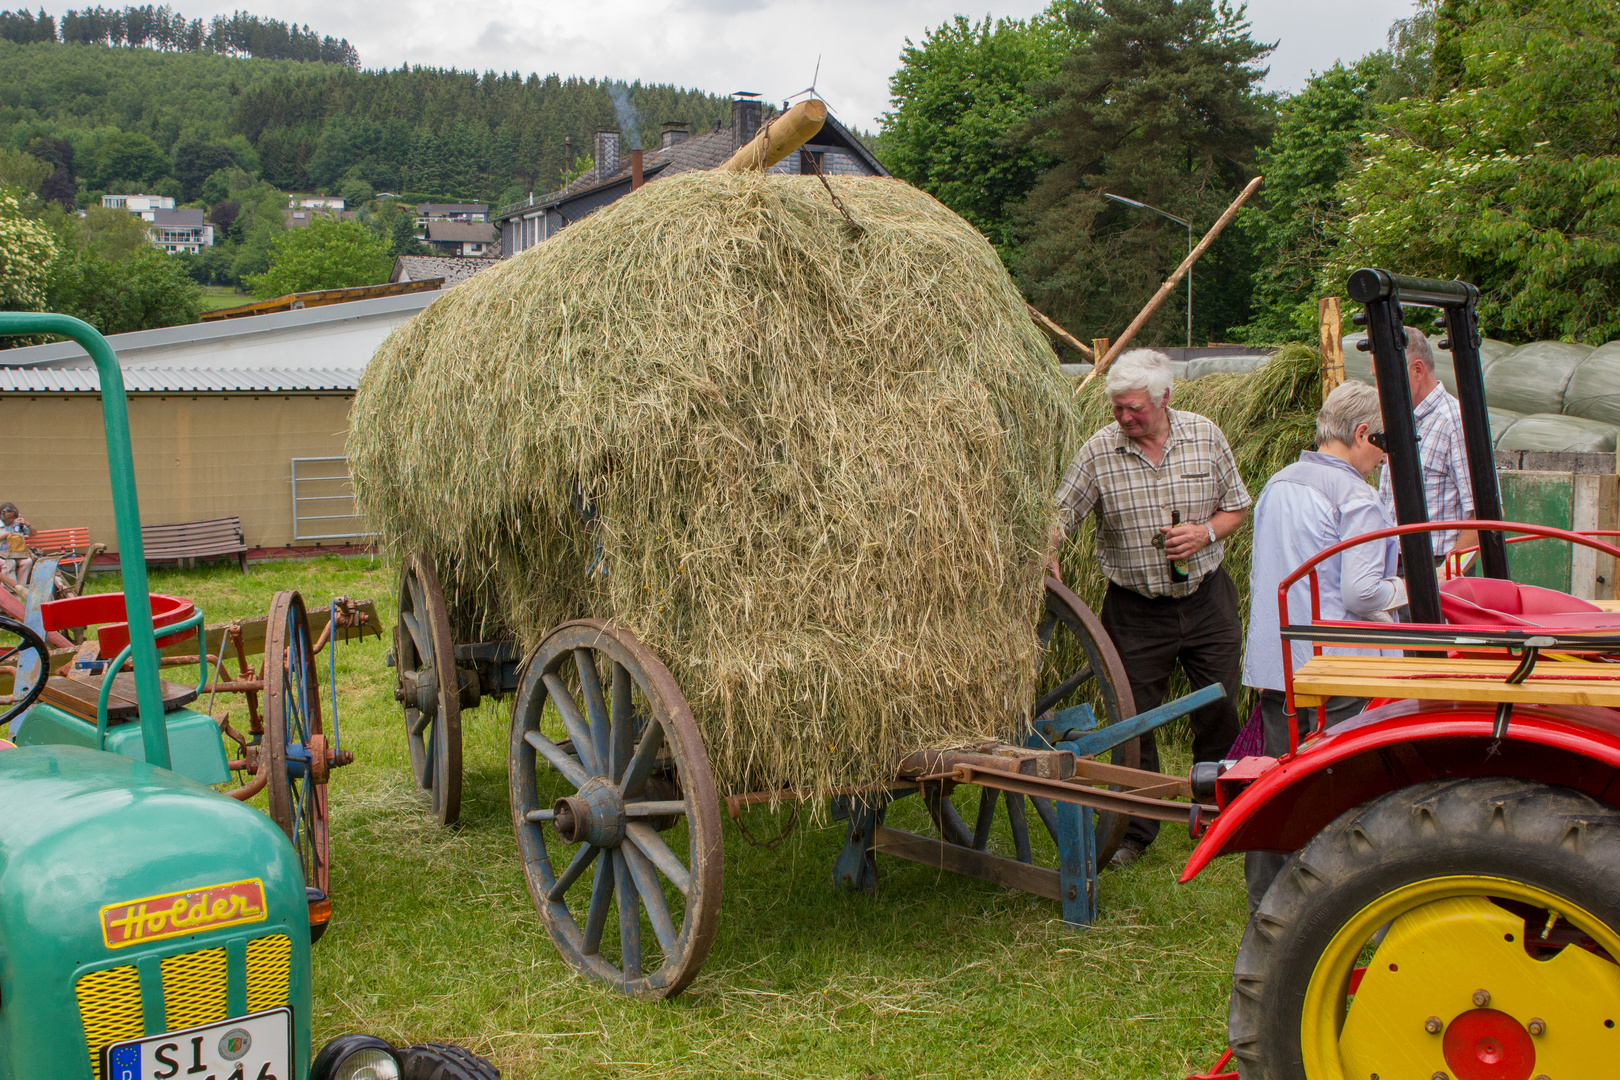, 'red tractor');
1183,271,1620,1080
